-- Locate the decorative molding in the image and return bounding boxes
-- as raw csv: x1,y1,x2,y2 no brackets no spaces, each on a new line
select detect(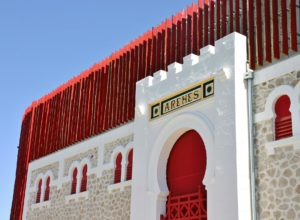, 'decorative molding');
31,201,51,210
253,53,300,85
107,180,132,193
265,135,300,155
65,191,89,203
